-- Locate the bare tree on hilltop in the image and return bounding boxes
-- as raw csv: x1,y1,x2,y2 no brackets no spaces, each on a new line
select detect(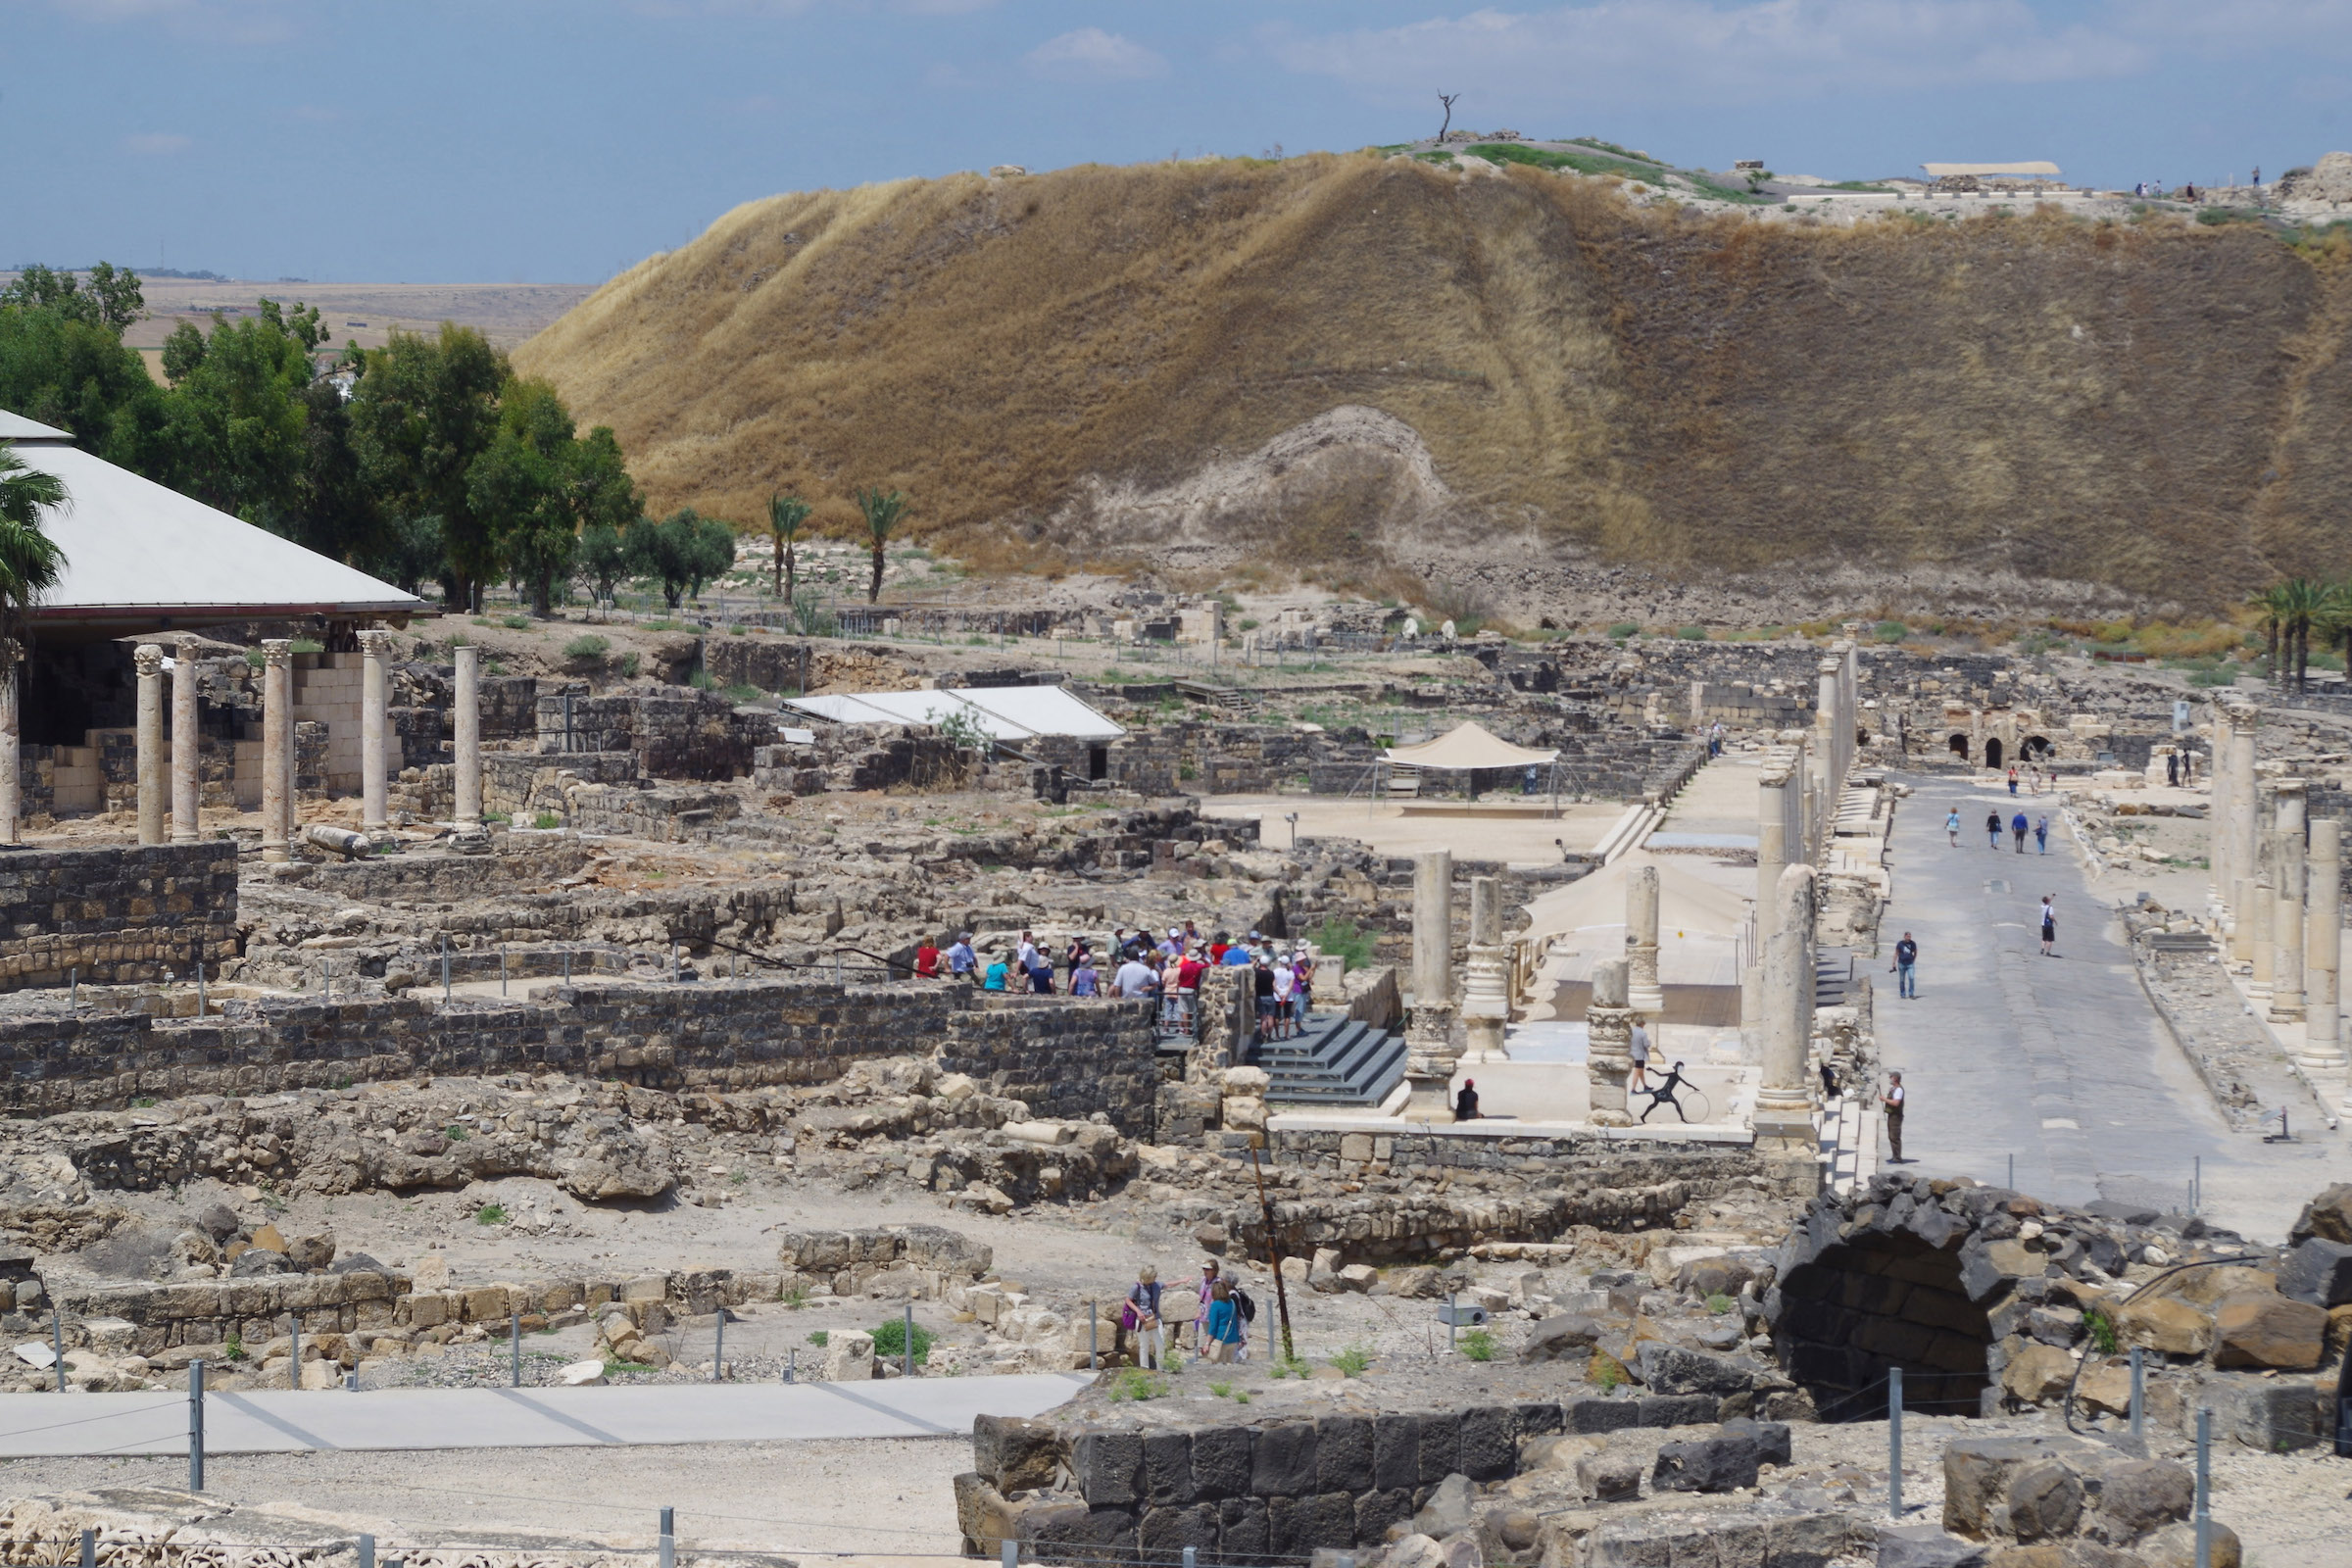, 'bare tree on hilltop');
1437,93,1459,142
